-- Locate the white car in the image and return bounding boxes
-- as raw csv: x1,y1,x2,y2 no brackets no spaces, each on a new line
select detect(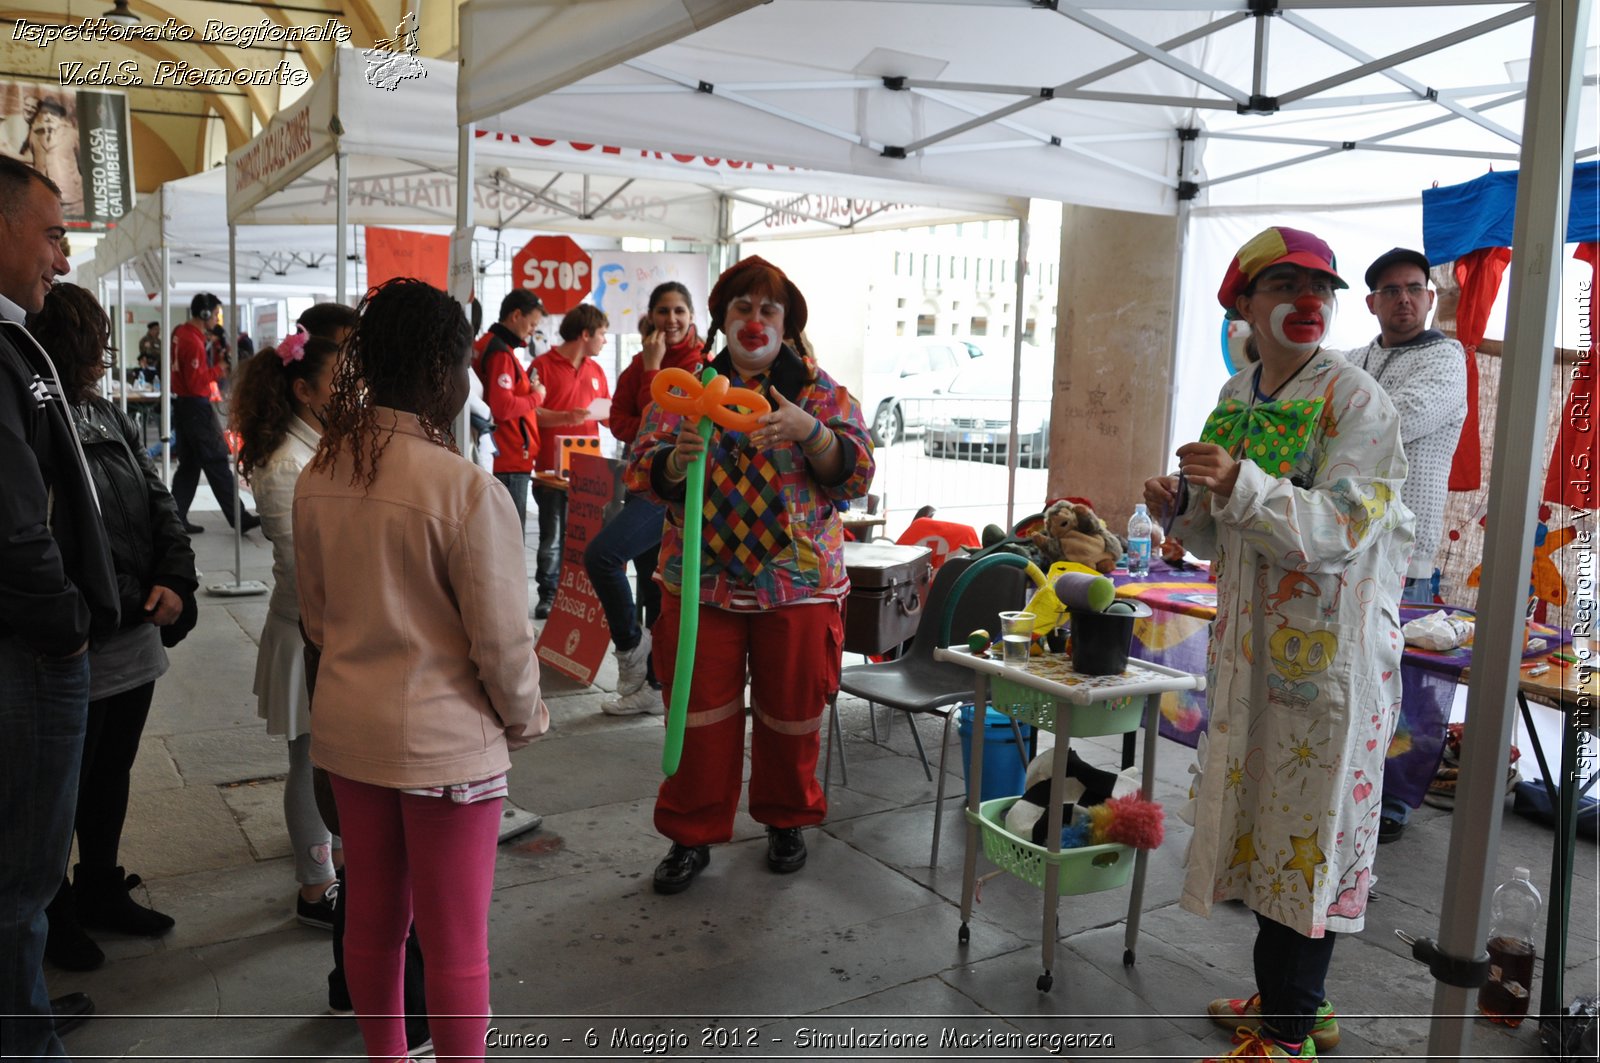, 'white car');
923,344,1052,468
859,335,986,446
